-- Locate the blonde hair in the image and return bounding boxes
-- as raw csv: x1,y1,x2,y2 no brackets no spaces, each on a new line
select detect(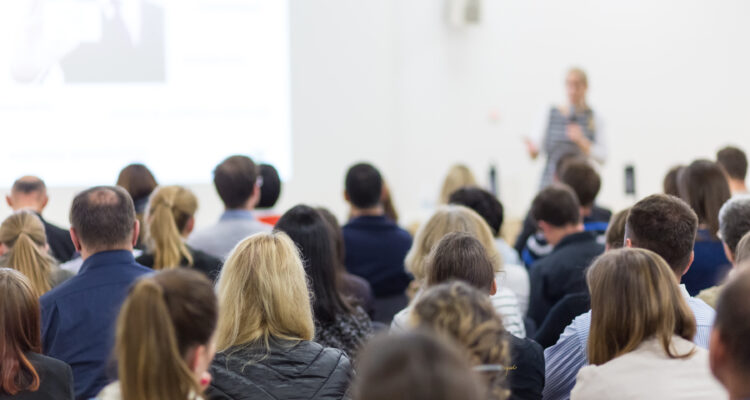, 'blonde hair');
0,211,55,297
439,164,477,205
406,205,501,282
215,232,315,352
567,67,588,87
145,186,197,270
587,248,696,365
